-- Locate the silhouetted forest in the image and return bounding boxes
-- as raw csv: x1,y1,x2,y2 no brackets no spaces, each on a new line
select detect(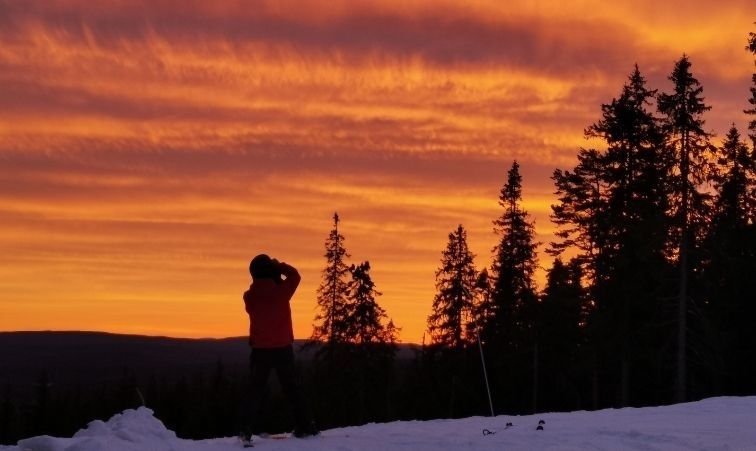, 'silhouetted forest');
417,41,756,418
2,31,755,446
